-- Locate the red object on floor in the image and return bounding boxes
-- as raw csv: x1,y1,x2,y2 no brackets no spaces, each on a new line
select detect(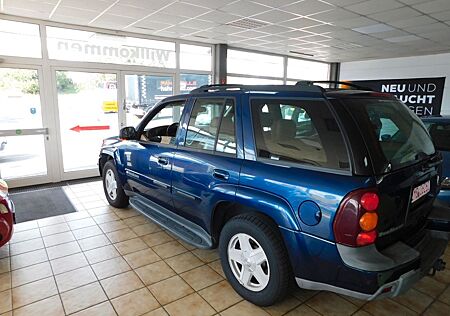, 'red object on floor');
0,179,14,247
